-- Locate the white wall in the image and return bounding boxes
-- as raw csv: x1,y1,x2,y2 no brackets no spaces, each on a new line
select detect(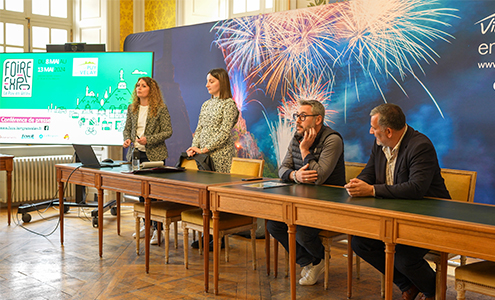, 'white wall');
177,0,228,27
